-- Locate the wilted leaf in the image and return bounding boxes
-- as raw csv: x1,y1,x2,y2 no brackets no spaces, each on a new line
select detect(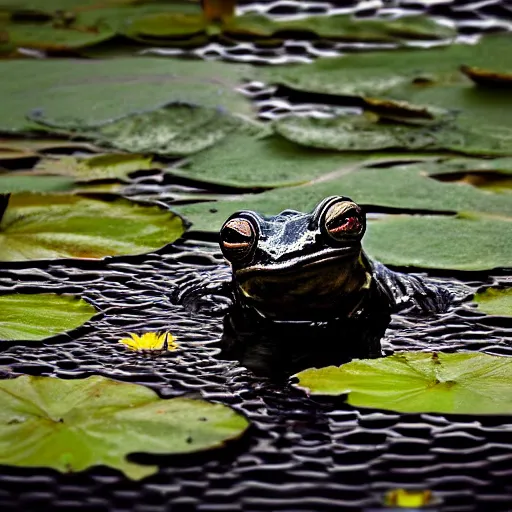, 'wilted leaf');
0,375,249,479
0,193,184,261
0,293,96,341
0,174,76,193
35,153,156,182
364,214,512,271
473,287,512,317
294,352,512,414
